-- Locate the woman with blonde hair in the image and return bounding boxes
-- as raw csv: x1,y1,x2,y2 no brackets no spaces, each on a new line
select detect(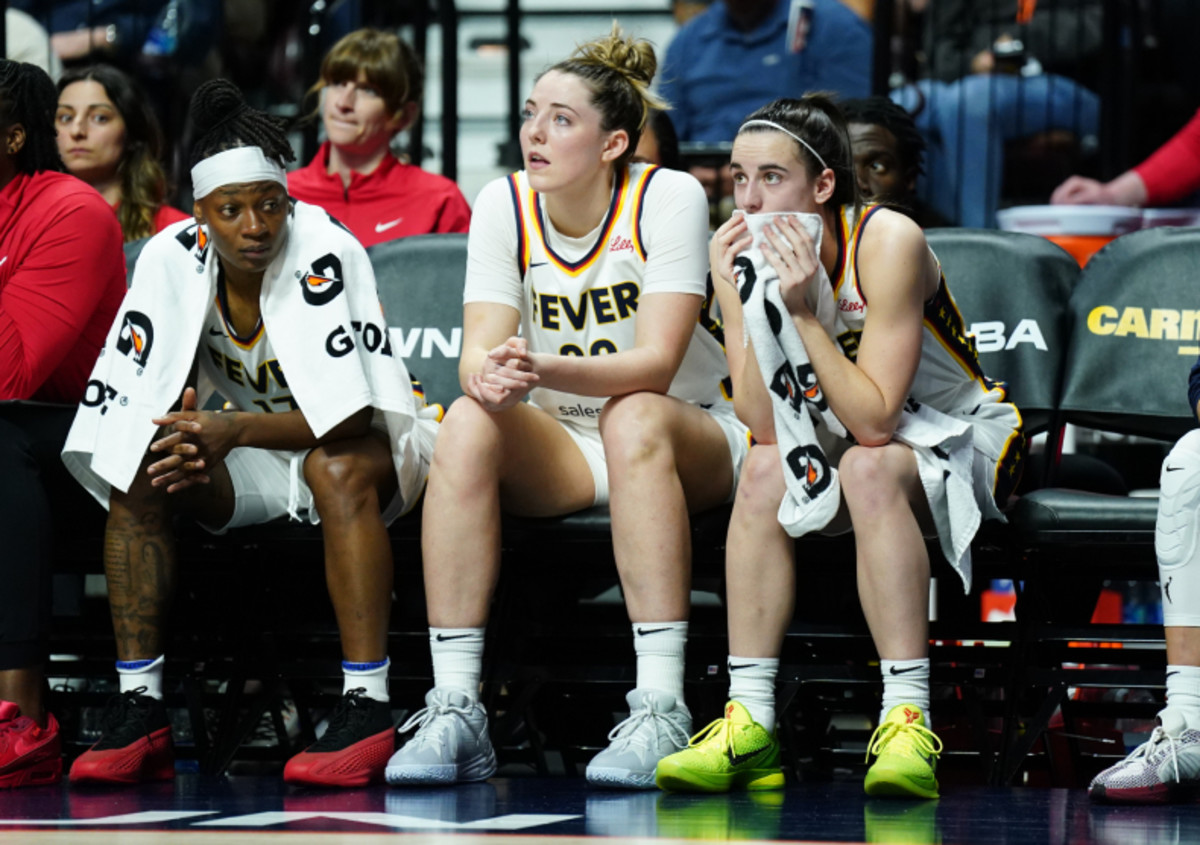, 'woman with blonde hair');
56,64,187,242
384,24,748,789
289,27,470,246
